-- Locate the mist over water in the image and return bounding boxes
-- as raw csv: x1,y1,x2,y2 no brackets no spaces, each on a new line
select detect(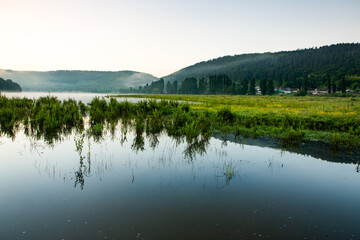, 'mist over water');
0,70,158,92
